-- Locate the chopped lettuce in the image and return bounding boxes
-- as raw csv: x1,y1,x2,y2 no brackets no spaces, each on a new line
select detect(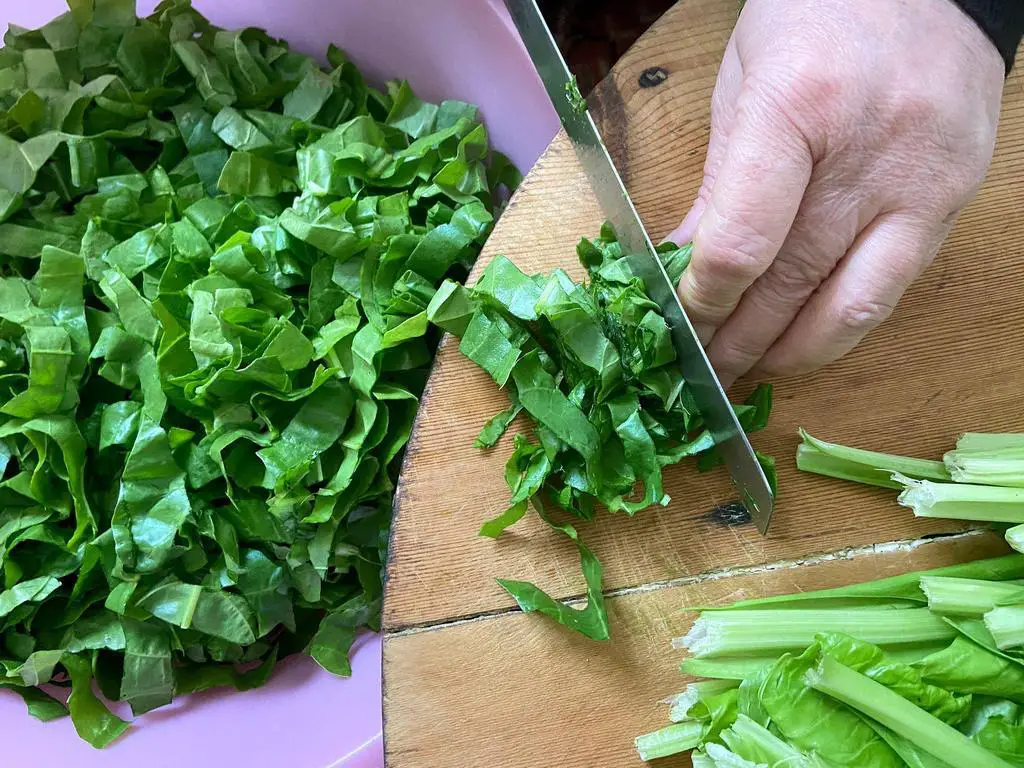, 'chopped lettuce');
0,0,517,745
